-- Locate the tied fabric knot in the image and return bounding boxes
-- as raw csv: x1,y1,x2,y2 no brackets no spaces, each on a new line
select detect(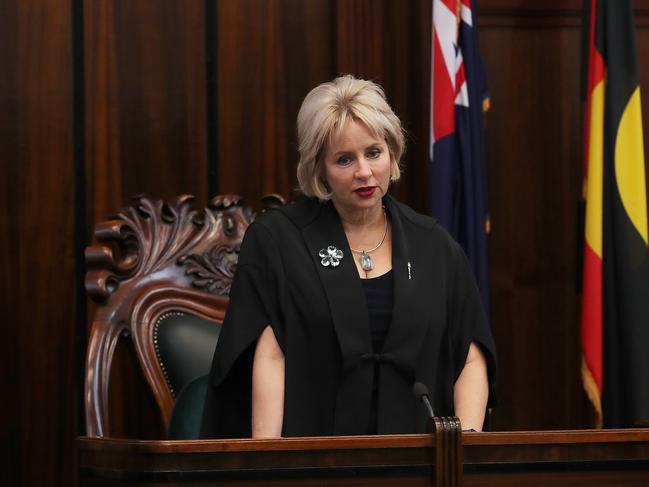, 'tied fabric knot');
360,352,414,383
361,352,396,364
